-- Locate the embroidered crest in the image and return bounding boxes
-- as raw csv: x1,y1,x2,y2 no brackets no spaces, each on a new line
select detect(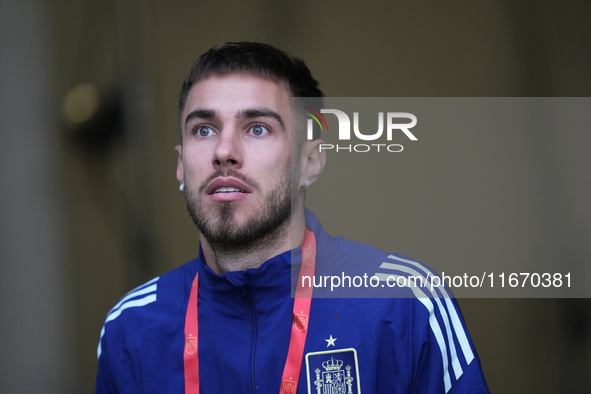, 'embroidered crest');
281,379,297,393
295,313,309,331
185,336,197,354
306,348,360,394
304,247,316,266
